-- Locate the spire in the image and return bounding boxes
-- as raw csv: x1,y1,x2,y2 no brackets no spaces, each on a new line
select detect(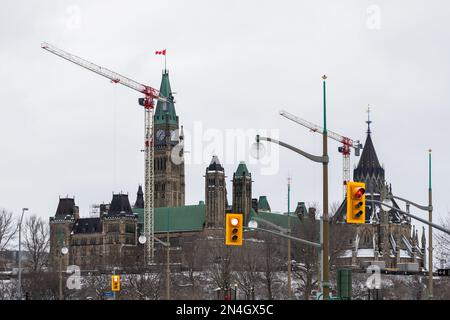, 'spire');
154,70,177,125
353,116,385,193
421,226,426,248
354,133,383,176
234,161,250,177
134,185,144,208
257,196,271,212
366,105,372,134
207,155,224,171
